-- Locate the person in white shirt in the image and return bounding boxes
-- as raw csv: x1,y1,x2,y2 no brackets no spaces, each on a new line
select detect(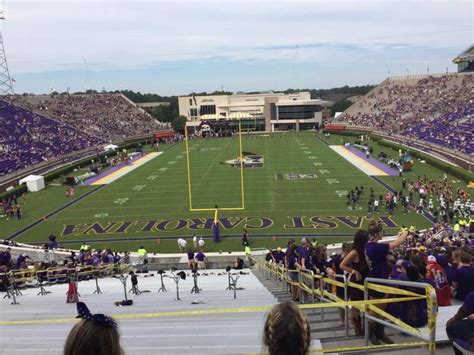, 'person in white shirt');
198,237,205,249
177,238,187,252
373,199,379,213
428,198,434,212
193,235,198,248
